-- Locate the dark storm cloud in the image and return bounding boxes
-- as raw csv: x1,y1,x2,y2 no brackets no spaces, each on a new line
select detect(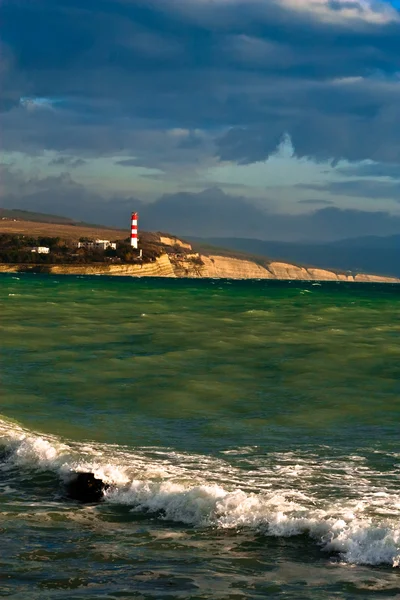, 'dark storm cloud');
0,165,142,227
337,162,400,178
116,159,141,167
298,199,334,205
49,156,87,168
298,178,400,199
2,0,400,165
